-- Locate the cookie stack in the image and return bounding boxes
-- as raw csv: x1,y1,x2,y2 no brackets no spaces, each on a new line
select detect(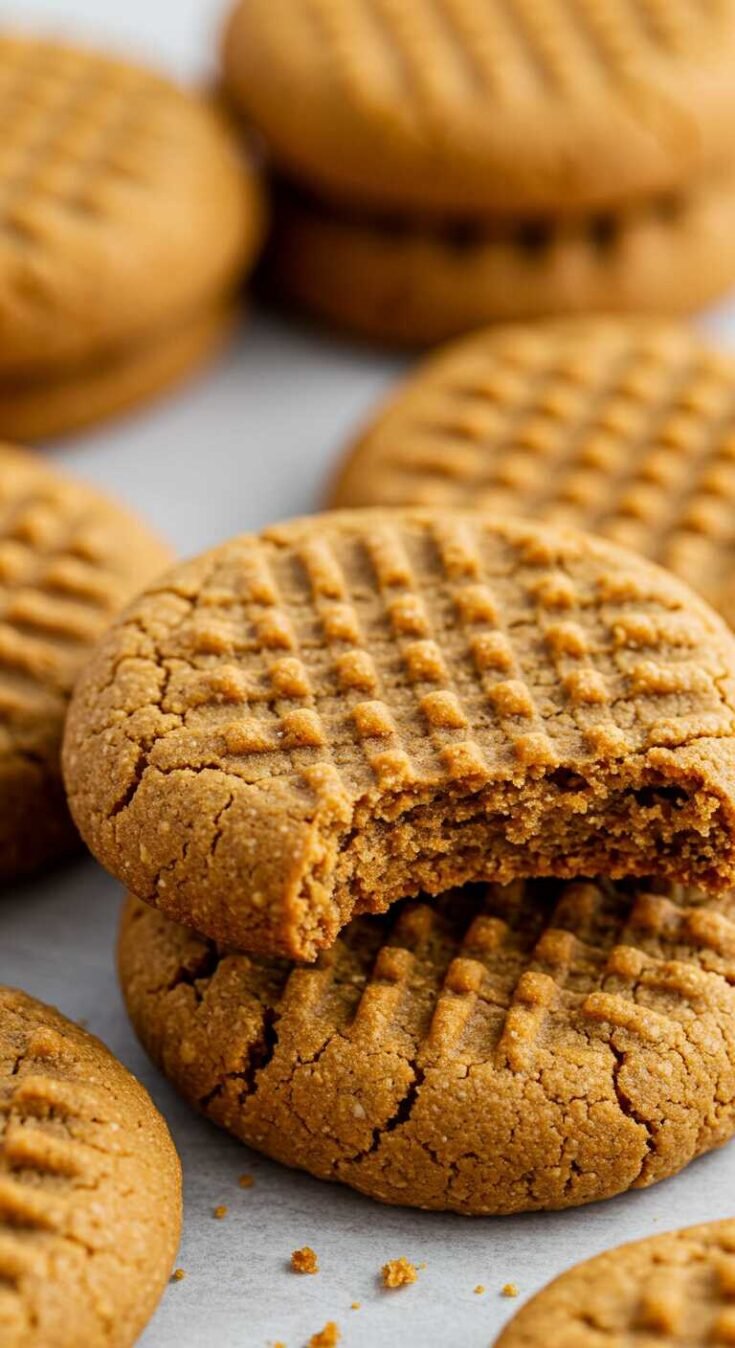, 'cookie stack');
222,0,735,345
0,34,265,440
59,506,735,1215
